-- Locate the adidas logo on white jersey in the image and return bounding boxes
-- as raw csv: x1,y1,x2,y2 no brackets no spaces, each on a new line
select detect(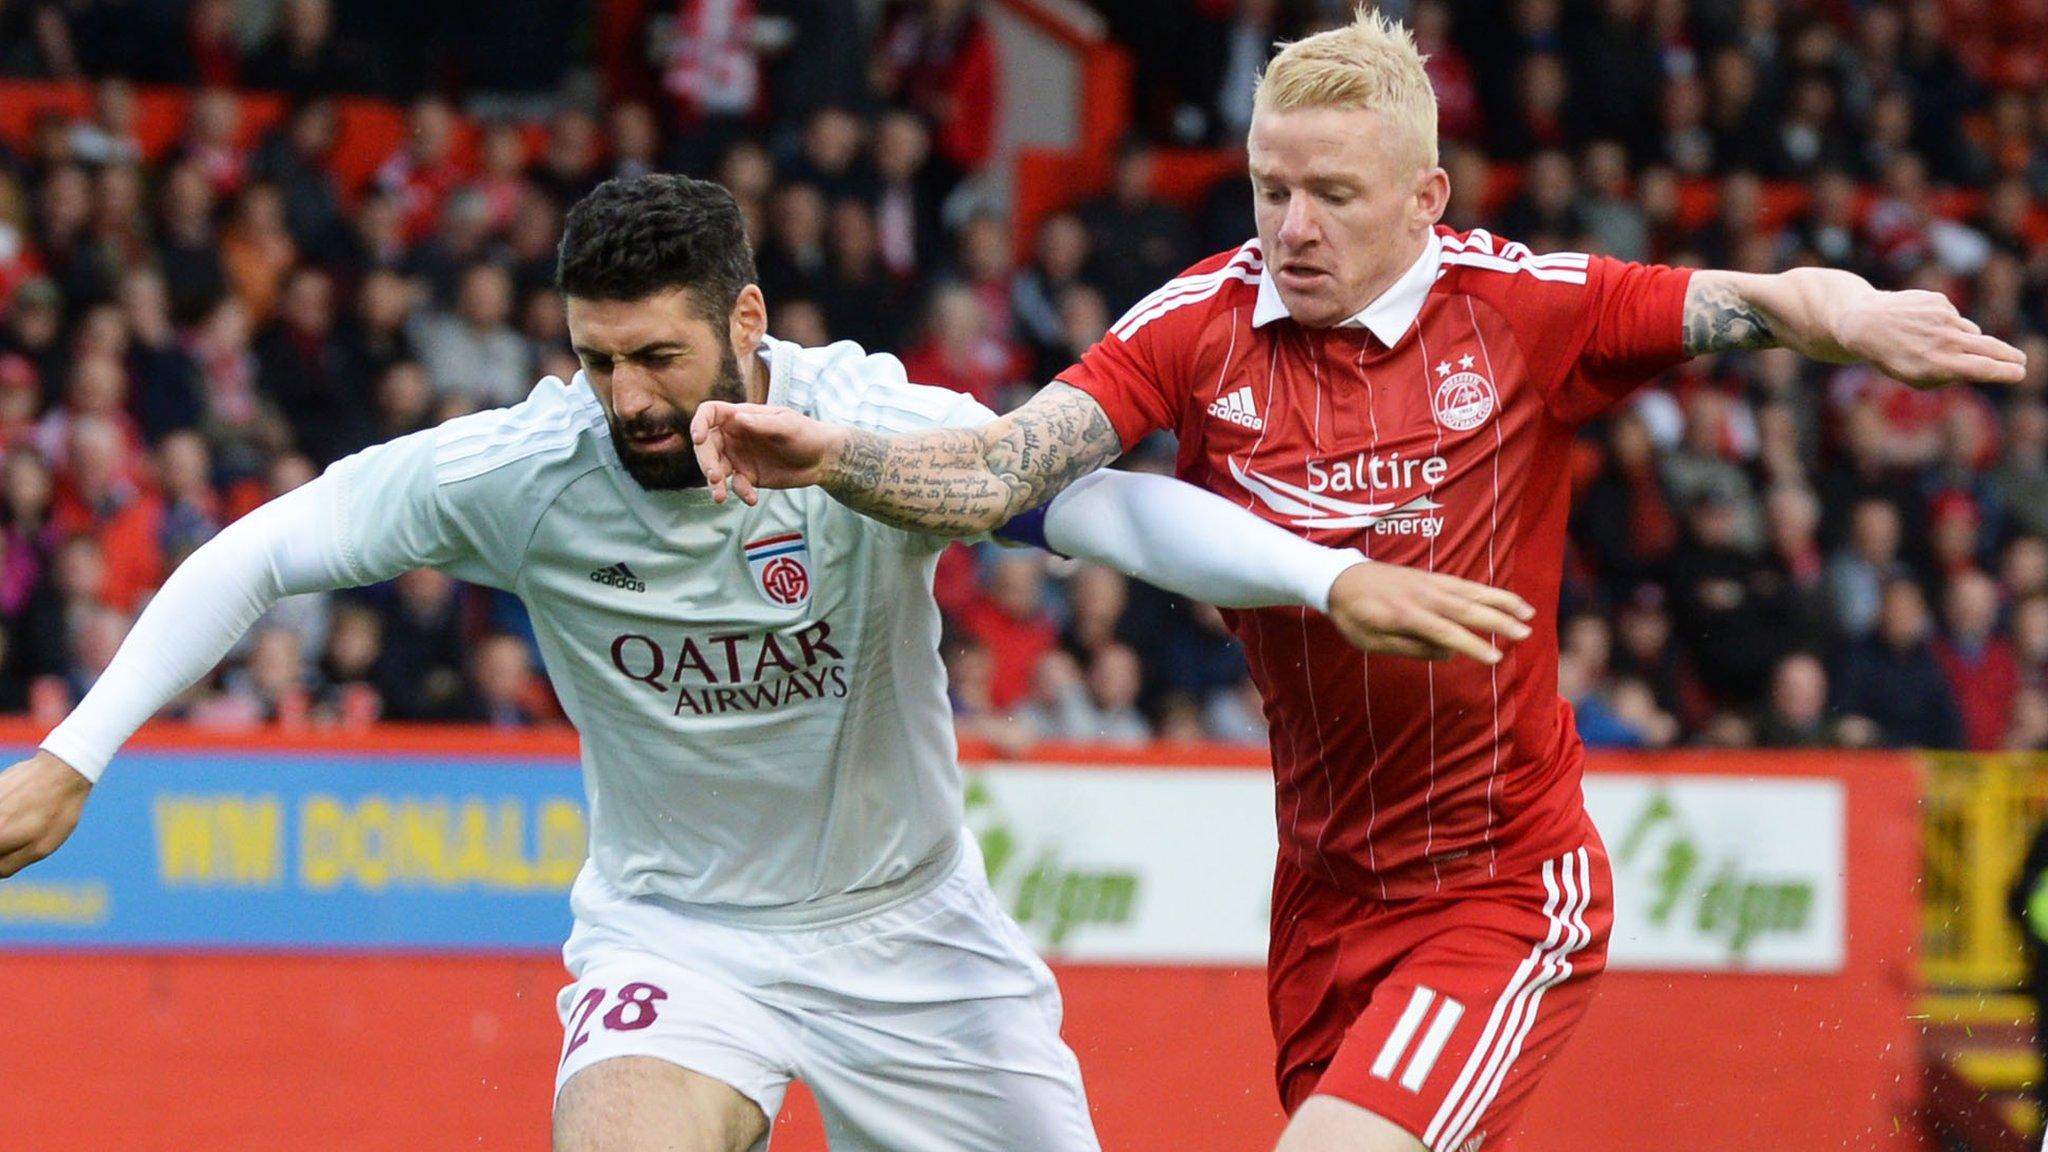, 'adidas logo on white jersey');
1207,385,1264,430
589,561,646,593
